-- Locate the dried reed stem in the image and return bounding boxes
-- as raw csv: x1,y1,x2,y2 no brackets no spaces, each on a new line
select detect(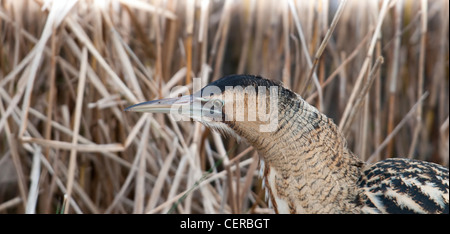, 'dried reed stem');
288,0,323,110
64,47,88,214
407,0,427,158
